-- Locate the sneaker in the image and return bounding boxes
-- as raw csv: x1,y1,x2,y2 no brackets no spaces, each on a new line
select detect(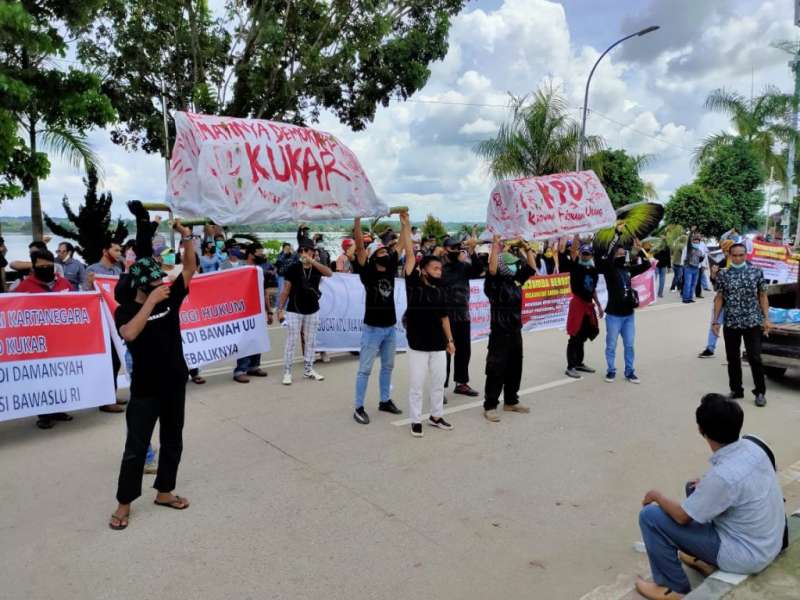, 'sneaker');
429,416,454,430
728,391,744,400
604,372,616,383
282,372,292,385
303,369,324,381
353,407,370,425
247,368,268,377
754,393,767,407
233,373,250,383
698,348,714,358
625,374,641,384
484,409,501,422
378,400,402,414
503,403,530,413
575,364,596,373
565,368,583,379
453,383,479,397
411,423,423,437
